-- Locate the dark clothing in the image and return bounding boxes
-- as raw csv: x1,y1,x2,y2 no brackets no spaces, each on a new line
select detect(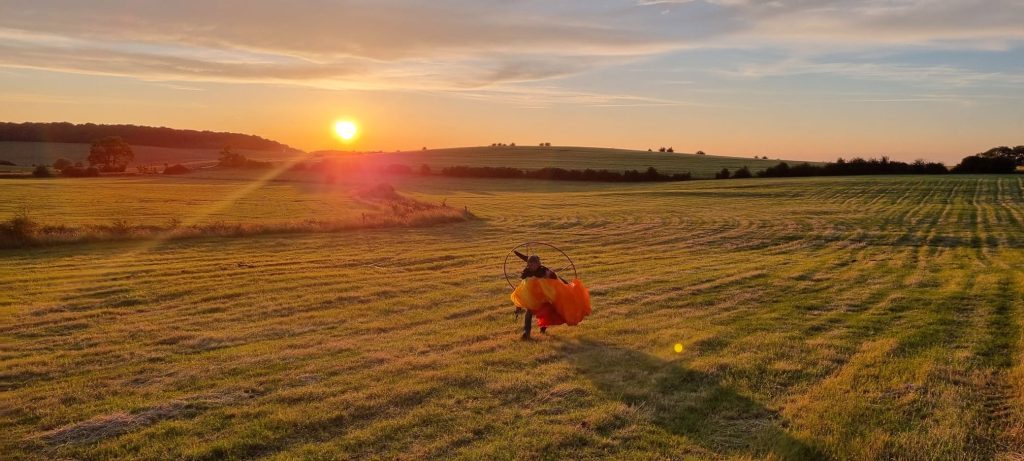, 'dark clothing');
521,265,557,280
